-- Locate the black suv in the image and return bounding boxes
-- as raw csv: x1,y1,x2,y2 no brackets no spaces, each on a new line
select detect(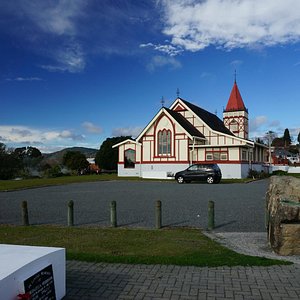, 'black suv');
175,163,222,184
